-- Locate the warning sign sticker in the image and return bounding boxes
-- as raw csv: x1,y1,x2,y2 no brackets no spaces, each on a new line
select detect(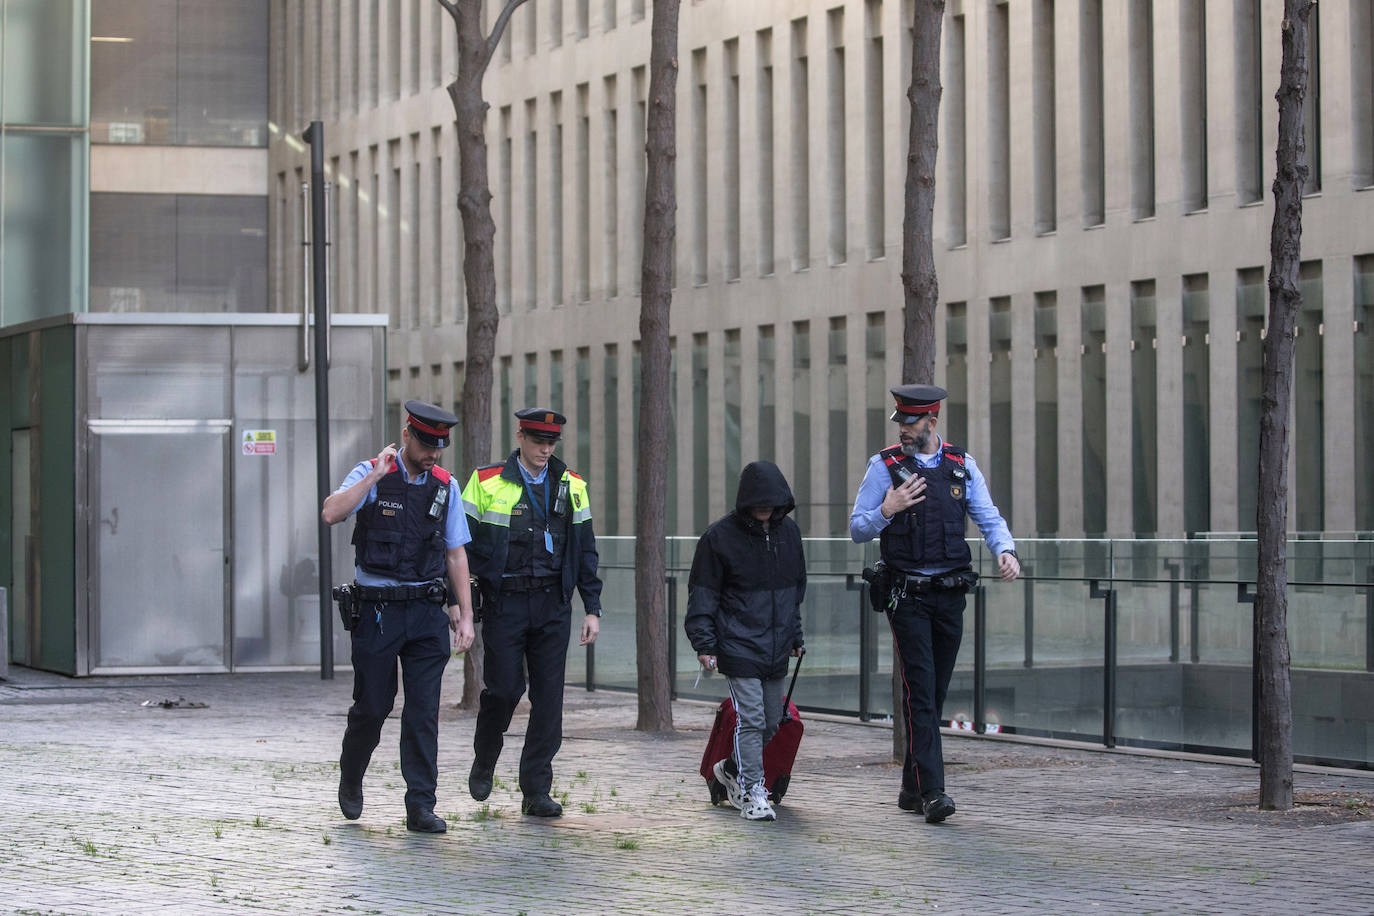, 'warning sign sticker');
242,429,277,456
